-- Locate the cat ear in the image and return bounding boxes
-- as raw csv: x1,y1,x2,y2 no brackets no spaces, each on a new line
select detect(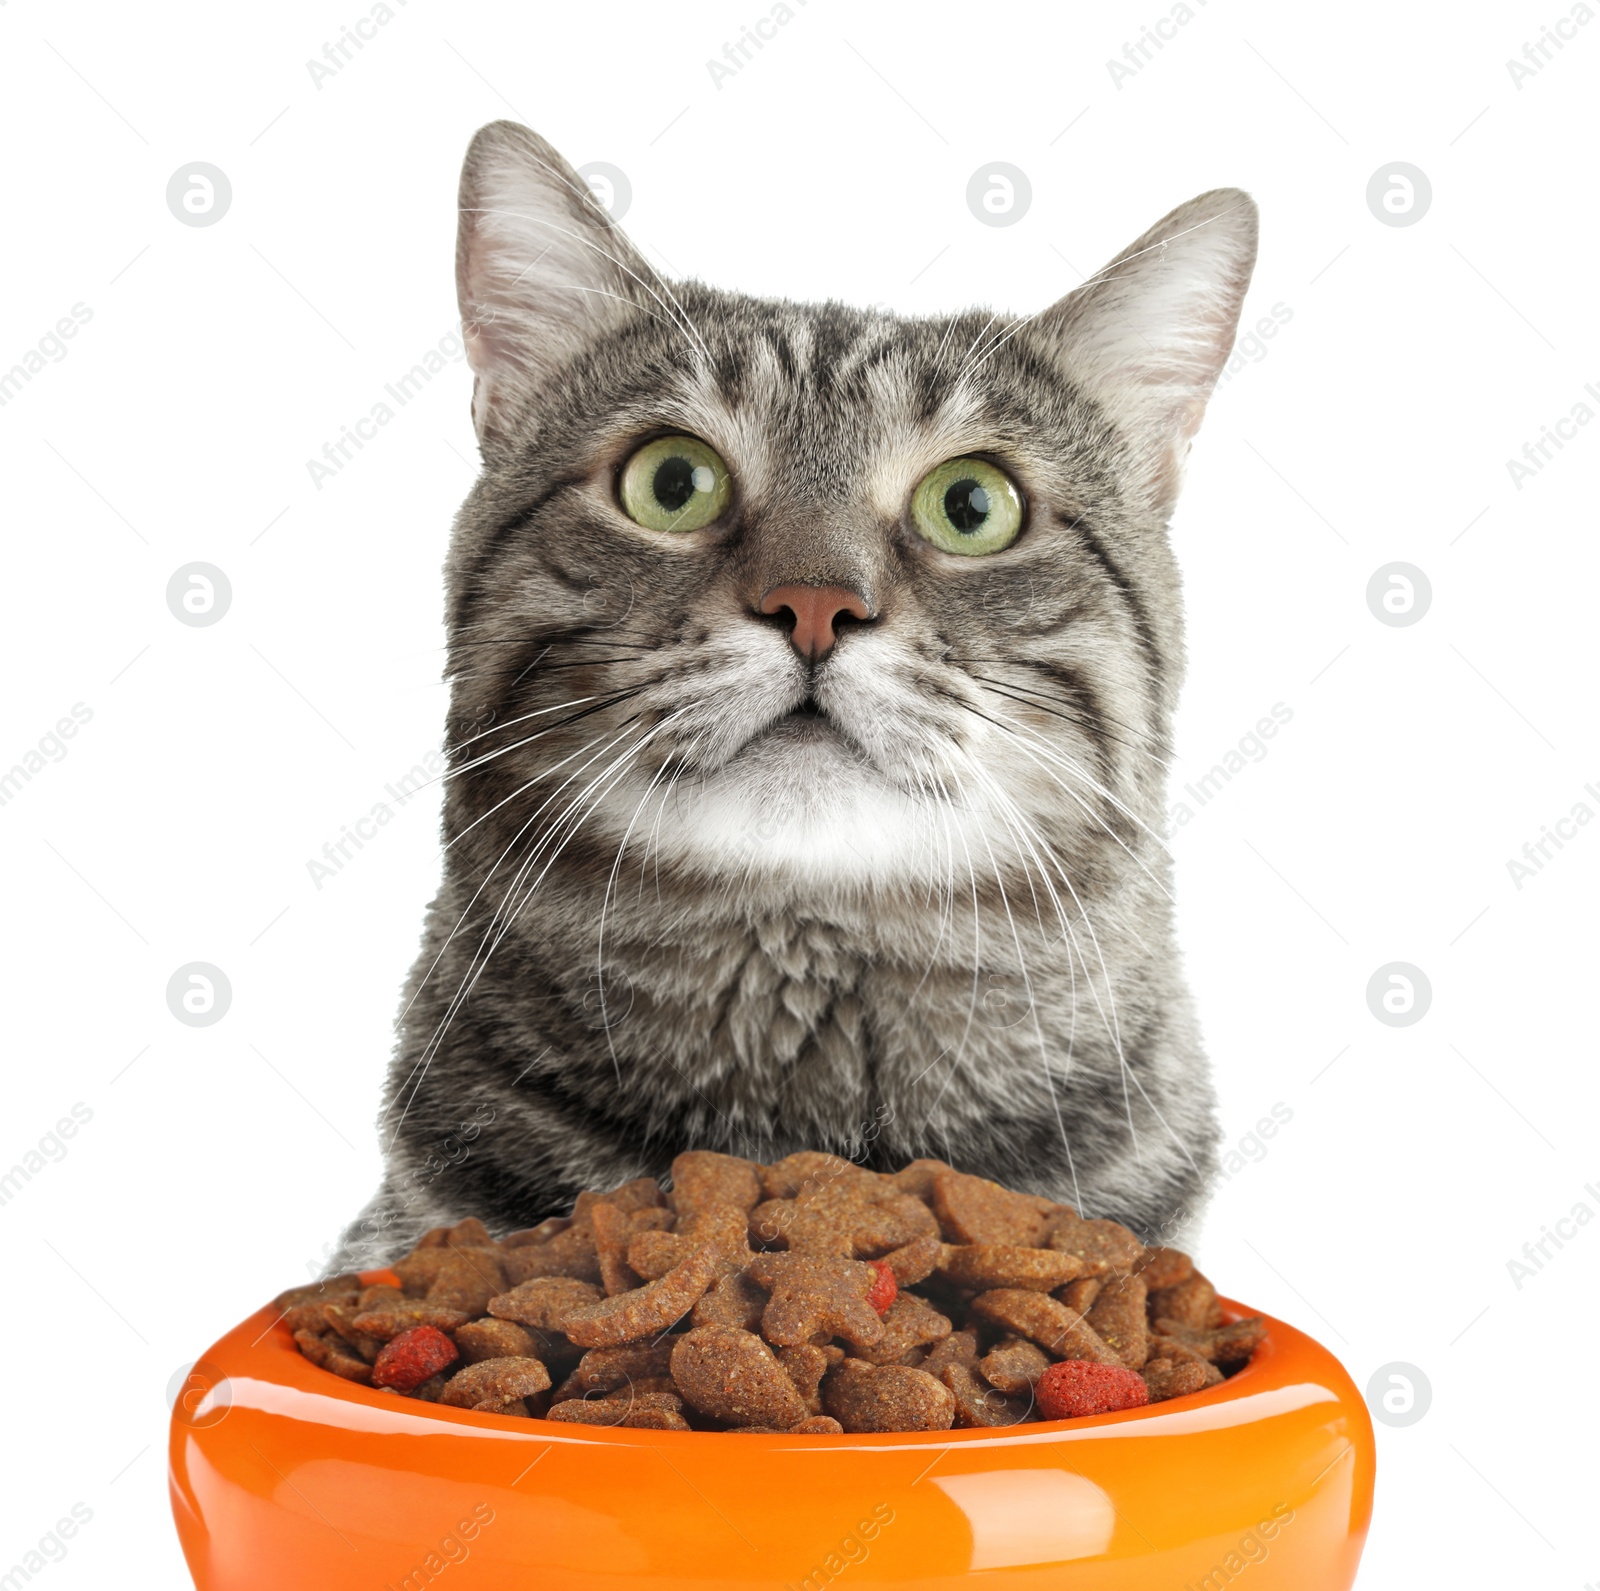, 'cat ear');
1031,188,1258,517
456,121,655,443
